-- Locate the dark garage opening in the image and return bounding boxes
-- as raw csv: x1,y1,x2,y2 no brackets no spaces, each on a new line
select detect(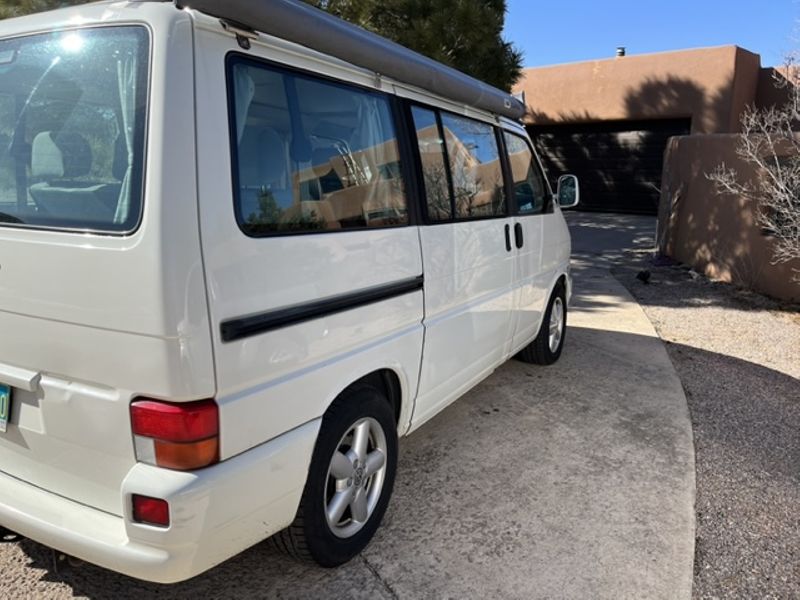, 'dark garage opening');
528,118,691,215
